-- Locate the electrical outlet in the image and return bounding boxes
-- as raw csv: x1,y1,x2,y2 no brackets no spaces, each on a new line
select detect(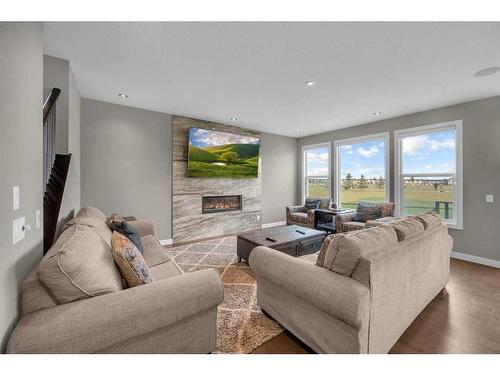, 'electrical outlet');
13,217,25,245
486,194,494,203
